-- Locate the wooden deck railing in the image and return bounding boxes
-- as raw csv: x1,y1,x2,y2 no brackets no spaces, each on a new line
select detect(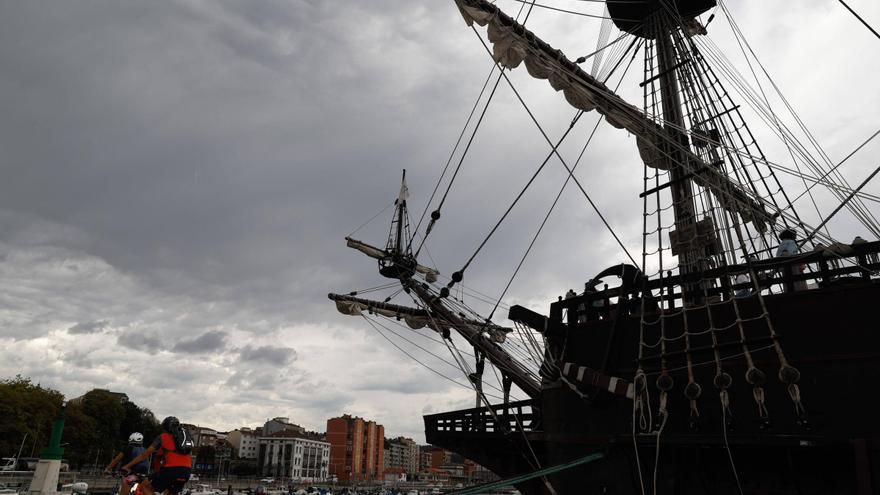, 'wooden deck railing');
424,399,539,436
